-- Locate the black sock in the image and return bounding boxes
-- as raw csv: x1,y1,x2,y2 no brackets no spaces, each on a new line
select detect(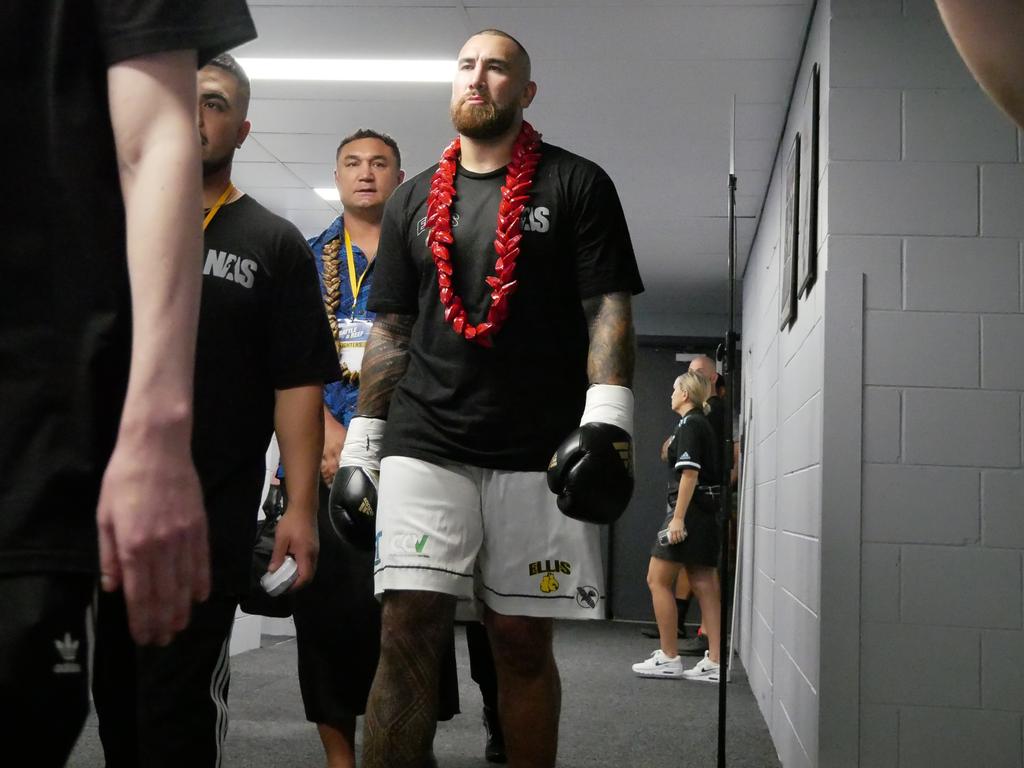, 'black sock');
675,598,690,635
